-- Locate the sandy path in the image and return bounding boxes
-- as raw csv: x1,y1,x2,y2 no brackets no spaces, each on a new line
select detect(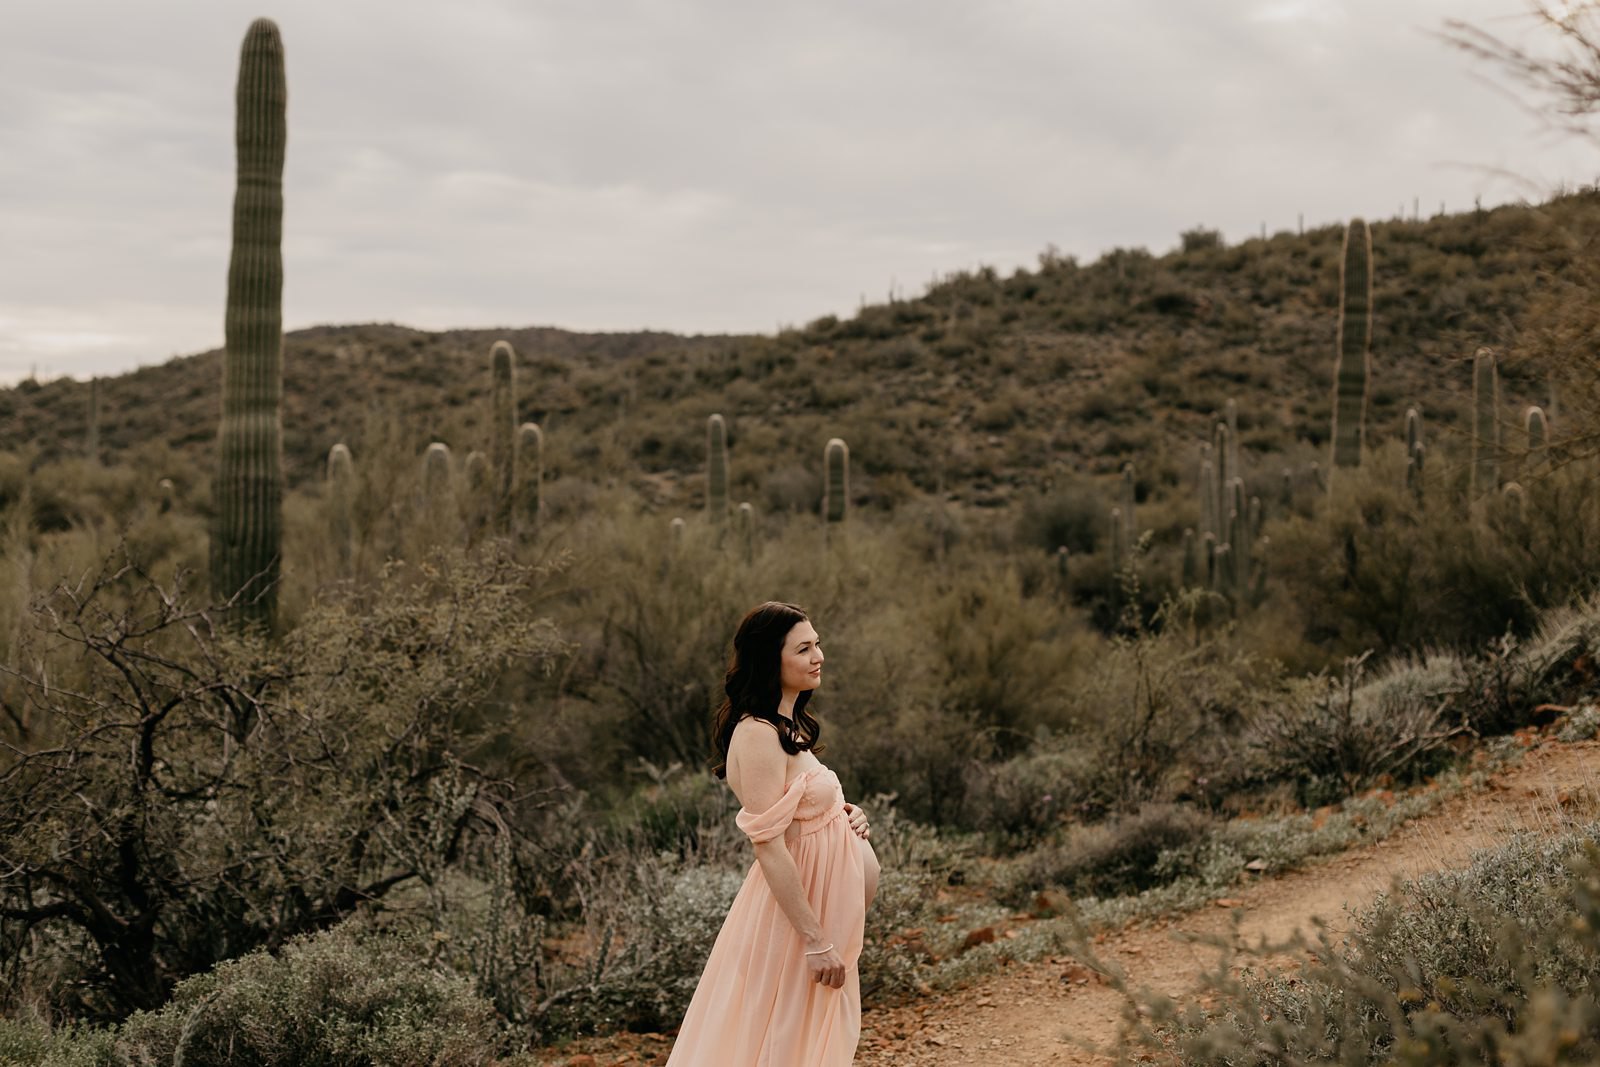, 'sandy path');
854,738,1600,1066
